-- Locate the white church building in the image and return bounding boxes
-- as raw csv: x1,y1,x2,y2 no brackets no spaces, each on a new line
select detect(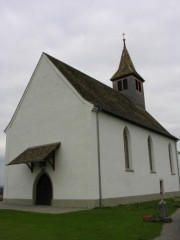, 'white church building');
3,39,180,208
